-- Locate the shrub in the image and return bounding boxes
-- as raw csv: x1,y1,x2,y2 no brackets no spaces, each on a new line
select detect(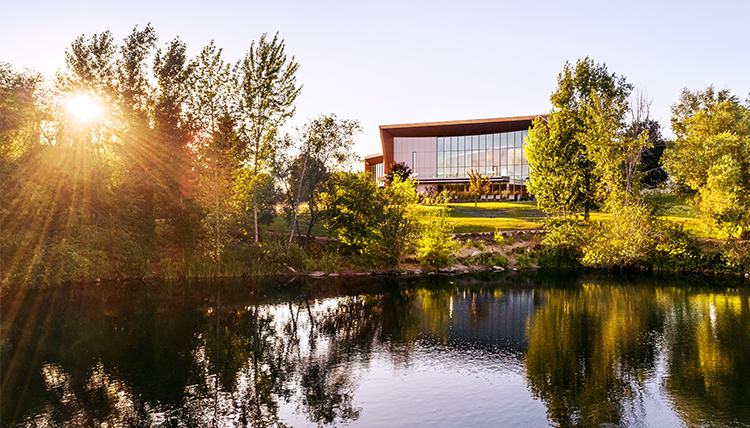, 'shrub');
517,254,532,269
494,230,505,246
475,241,485,251
465,239,473,248
650,221,703,272
317,250,342,274
463,252,507,268
506,234,515,246
581,203,655,268
417,203,459,268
